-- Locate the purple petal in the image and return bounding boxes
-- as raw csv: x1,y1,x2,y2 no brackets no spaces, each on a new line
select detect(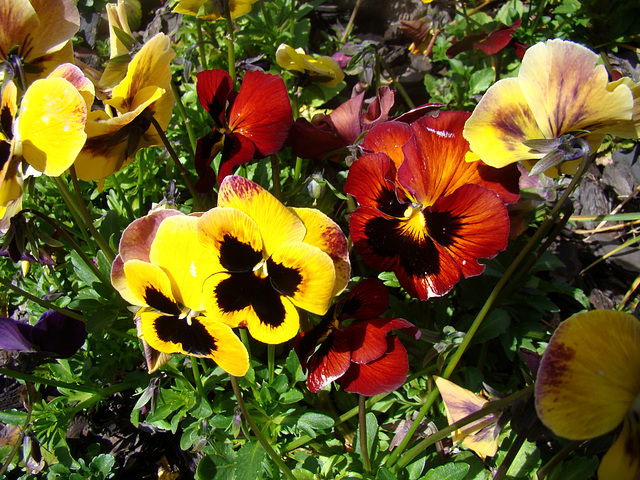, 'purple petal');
31,310,87,358
0,317,35,351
